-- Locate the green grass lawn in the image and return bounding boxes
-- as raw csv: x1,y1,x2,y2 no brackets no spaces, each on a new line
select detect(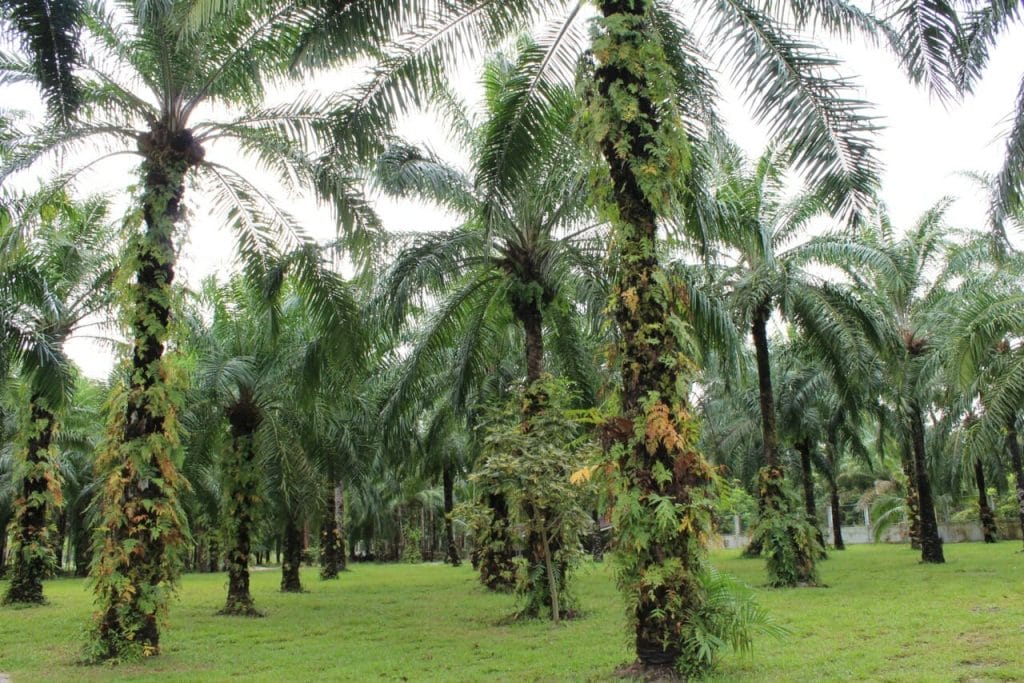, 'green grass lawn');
1,543,1022,681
